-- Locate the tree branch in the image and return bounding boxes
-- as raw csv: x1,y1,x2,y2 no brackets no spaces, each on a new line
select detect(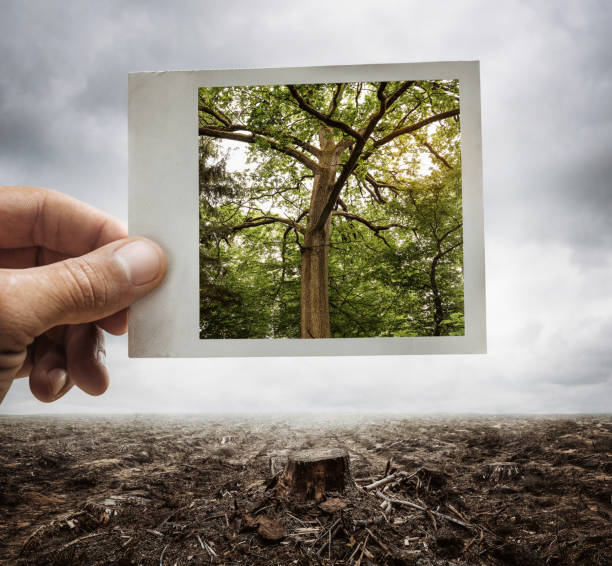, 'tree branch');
414,135,453,169
327,83,344,117
198,104,232,127
365,173,400,196
199,110,321,156
437,223,463,247
245,126,321,157
370,108,460,152
439,239,463,258
231,215,305,234
336,197,348,211
332,210,403,233
287,84,362,140
385,80,415,109
357,177,385,204
376,81,387,106
199,126,320,172
312,81,415,232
